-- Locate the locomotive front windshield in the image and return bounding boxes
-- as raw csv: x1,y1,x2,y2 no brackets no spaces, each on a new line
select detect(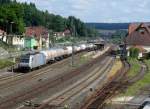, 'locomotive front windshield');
20,59,29,63
20,55,30,63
